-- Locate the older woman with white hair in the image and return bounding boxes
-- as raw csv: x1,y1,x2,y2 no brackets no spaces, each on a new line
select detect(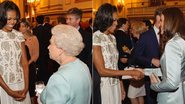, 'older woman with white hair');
40,24,92,104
